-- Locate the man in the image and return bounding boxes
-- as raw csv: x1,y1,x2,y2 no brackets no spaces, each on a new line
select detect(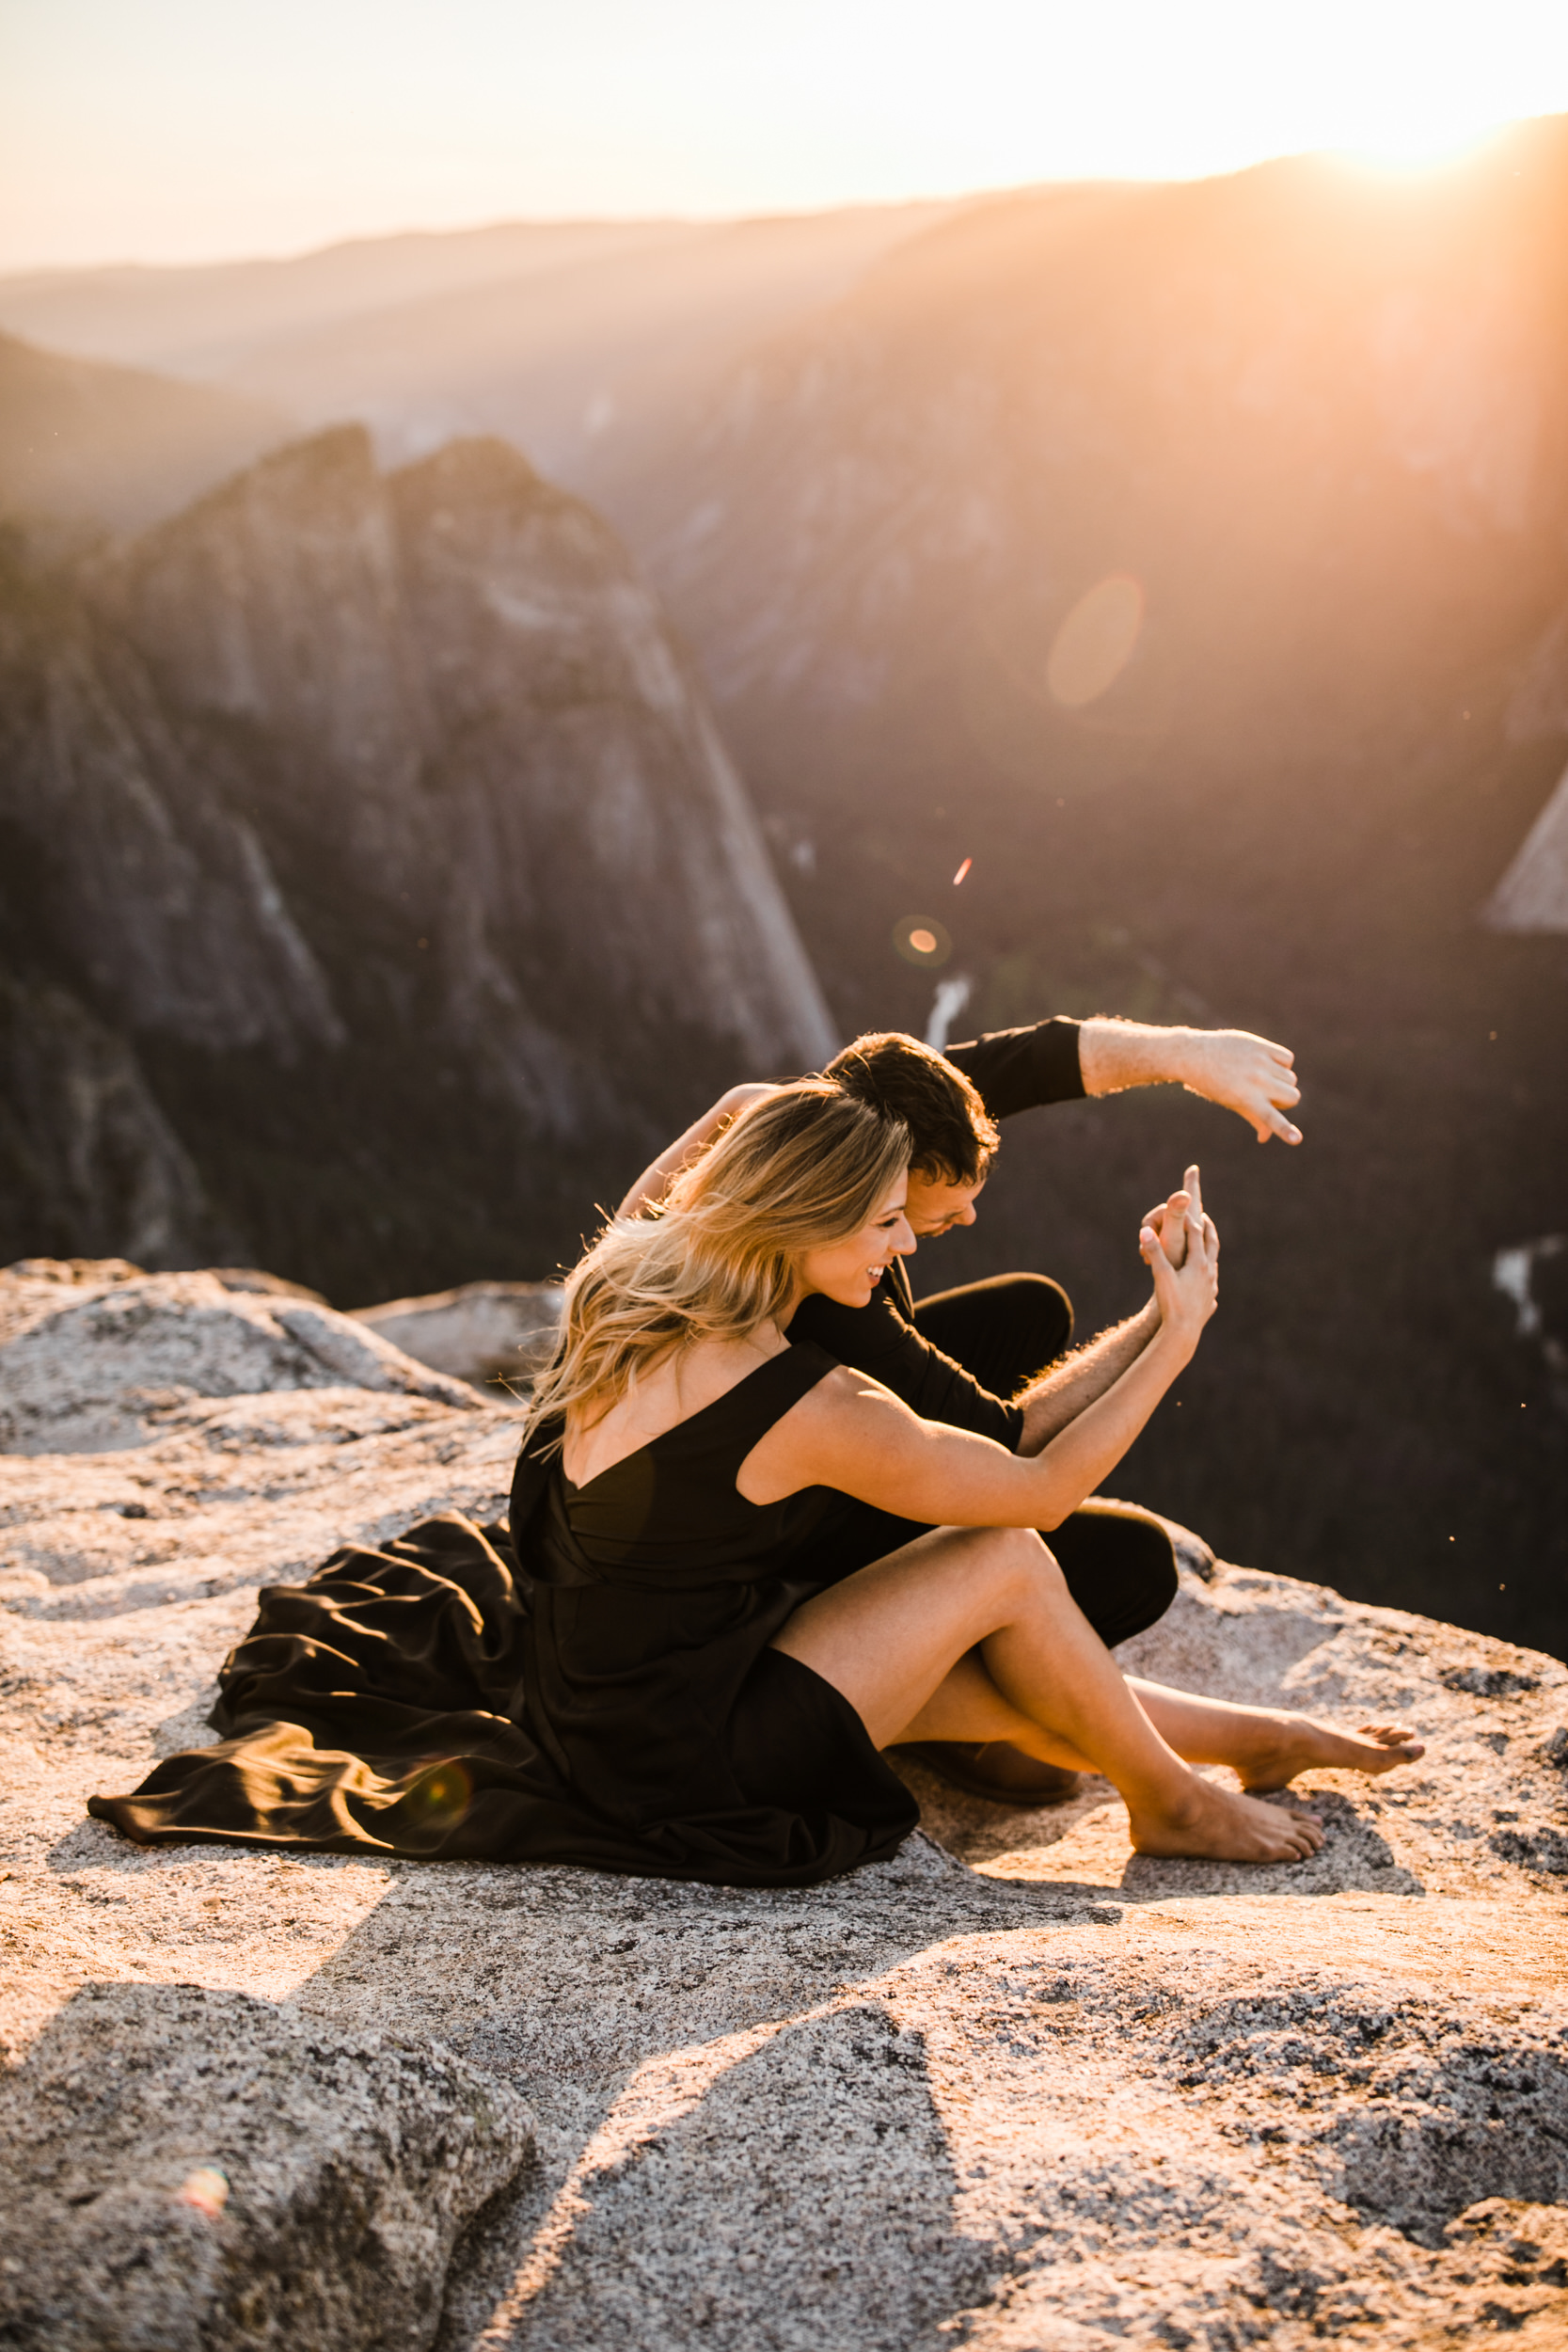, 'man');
620,1013,1303,1804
